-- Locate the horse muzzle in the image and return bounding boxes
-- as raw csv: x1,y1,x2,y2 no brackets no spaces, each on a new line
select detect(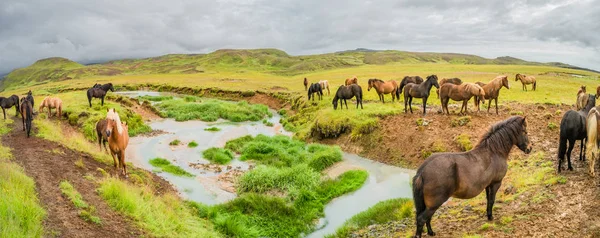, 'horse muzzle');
105,130,111,137
525,146,532,154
